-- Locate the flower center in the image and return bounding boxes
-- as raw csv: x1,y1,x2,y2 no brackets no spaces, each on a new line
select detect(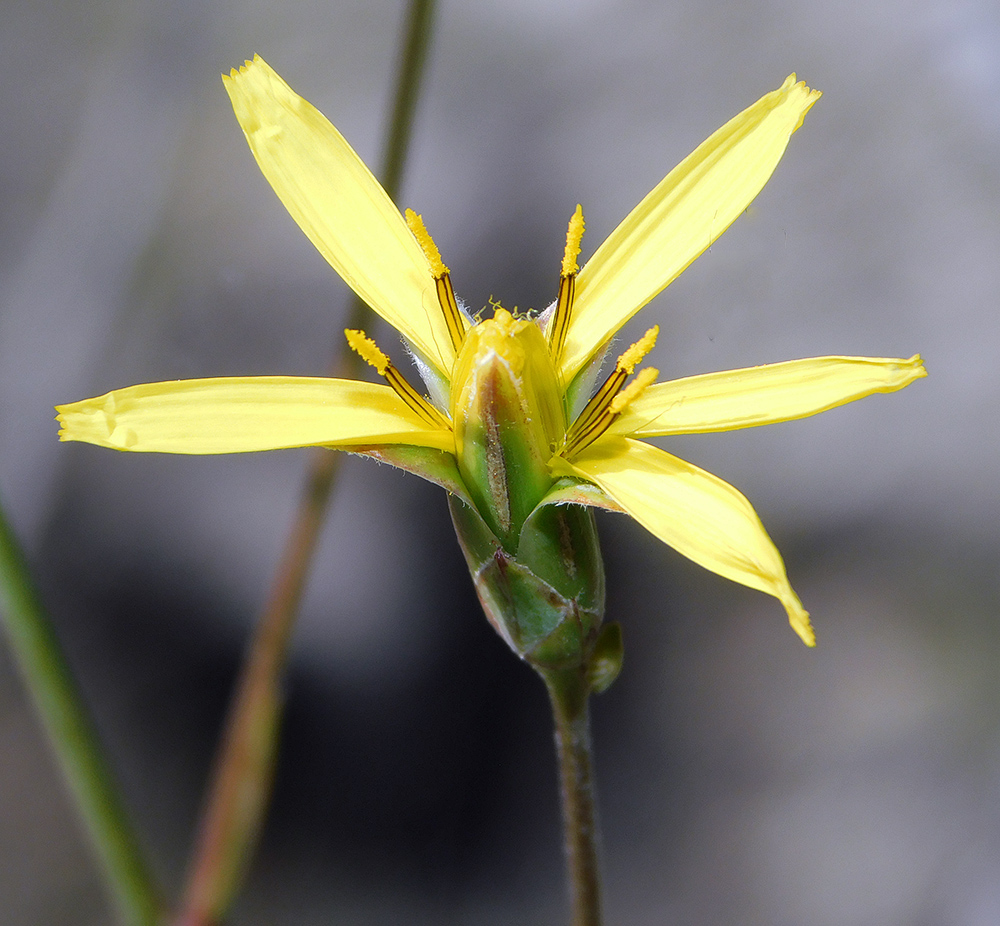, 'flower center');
449,306,566,545
345,205,660,506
